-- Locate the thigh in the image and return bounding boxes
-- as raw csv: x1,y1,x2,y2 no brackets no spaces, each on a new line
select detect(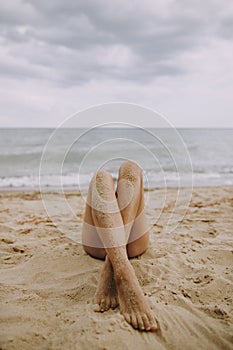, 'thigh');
82,201,106,260
116,160,150,258
126,208,149,258
82,203,149,260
